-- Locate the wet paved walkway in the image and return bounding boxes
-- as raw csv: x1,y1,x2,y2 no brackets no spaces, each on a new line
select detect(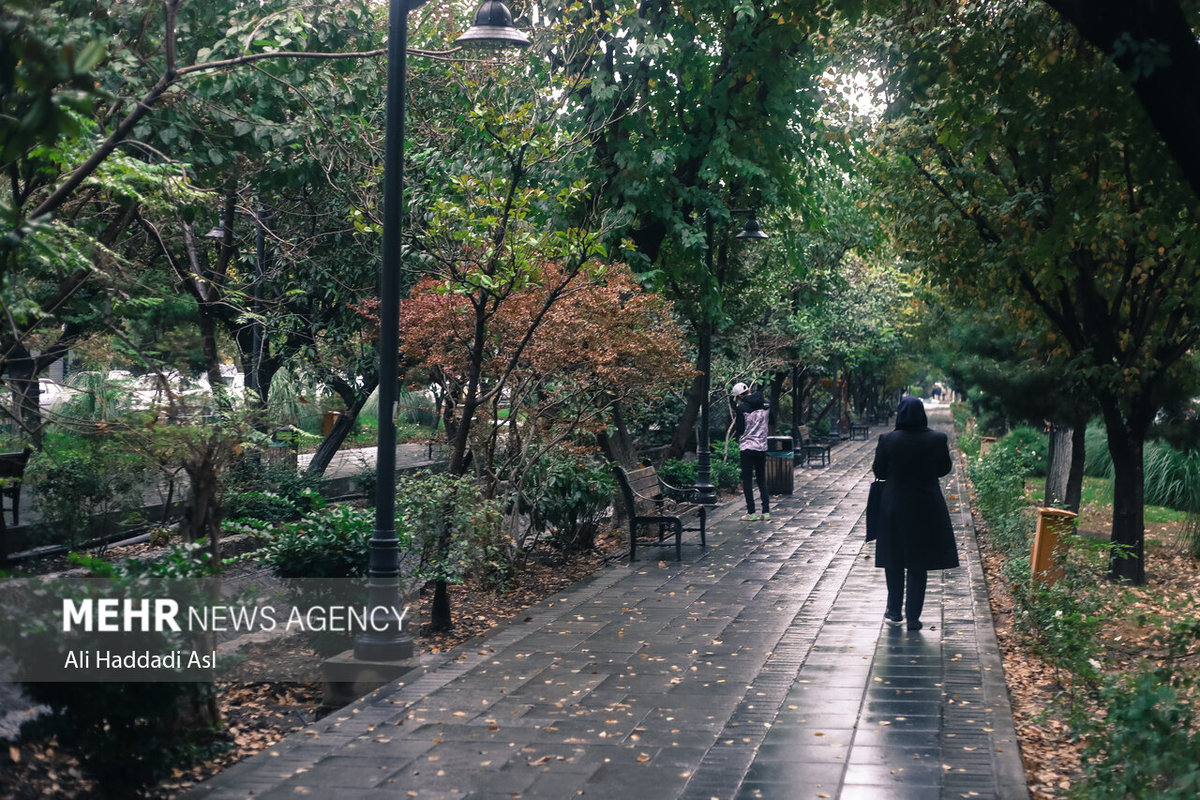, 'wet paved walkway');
189,405,1028,800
